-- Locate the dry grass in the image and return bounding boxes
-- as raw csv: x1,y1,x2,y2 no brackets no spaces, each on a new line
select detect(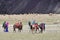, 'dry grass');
0,14,60,40
0,14,60,24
